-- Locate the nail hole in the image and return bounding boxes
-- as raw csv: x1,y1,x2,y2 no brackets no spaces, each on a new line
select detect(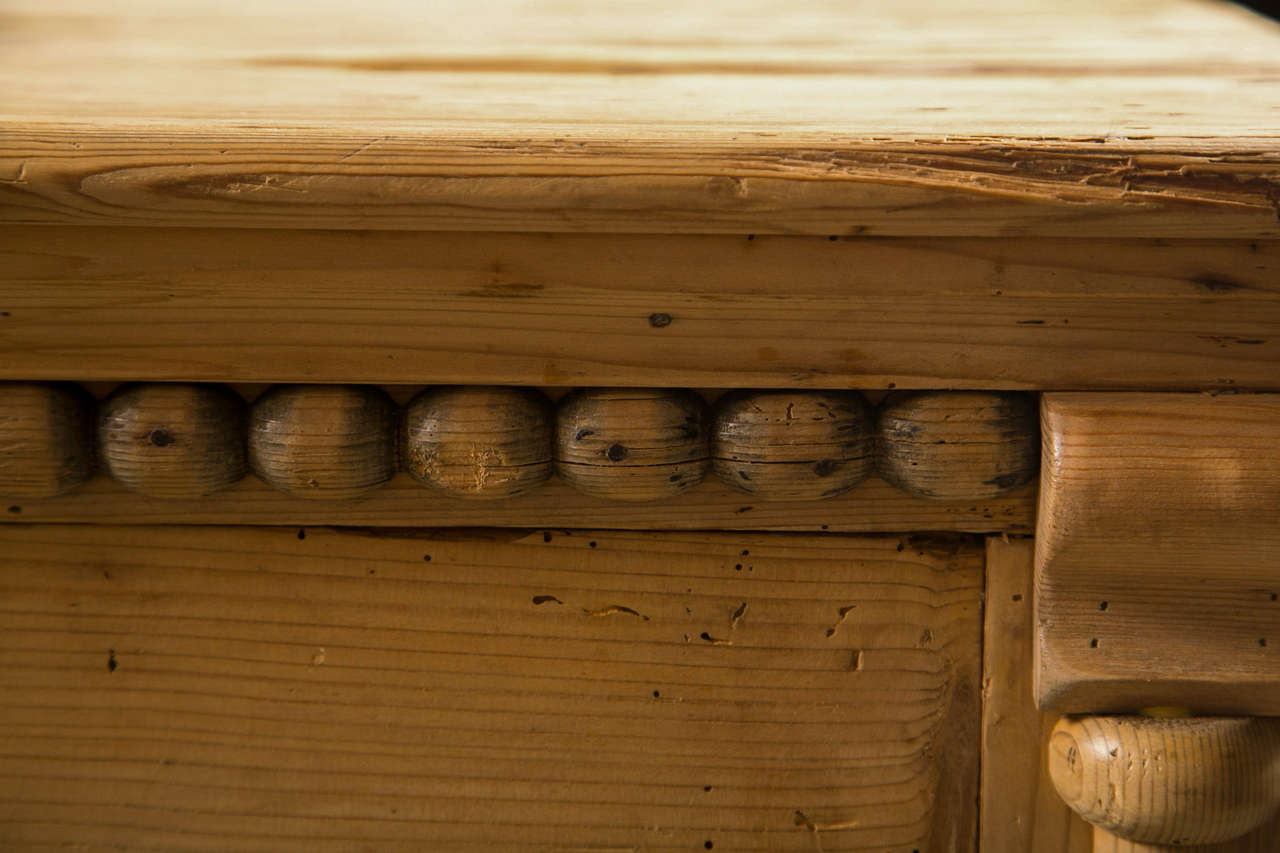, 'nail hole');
1011,594,1022,602
1099,601,1109,611
652,690,660,698
1260,638,1268,647
589,541,597,549
423,554,432,561
107,649,117,672
705,843,714,850
543,531,552,543
703,785,712,792
297,528,306,540
1089,638,1099,648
